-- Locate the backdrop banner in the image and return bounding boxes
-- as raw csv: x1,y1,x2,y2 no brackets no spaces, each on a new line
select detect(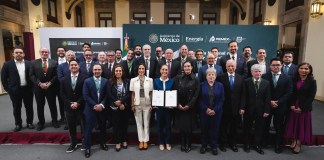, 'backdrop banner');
123,24,279,59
